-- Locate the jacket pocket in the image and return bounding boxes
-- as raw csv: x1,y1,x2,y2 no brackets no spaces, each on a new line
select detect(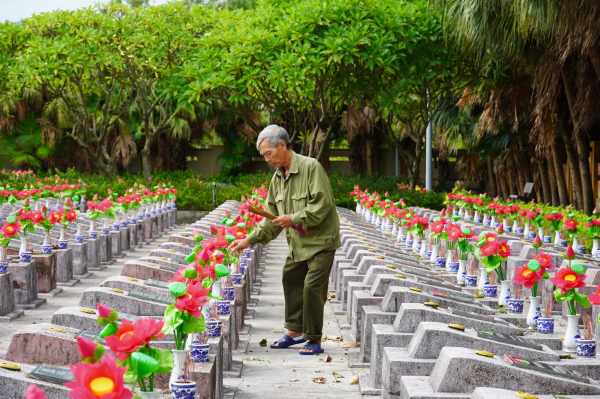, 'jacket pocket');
291,192,308,214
